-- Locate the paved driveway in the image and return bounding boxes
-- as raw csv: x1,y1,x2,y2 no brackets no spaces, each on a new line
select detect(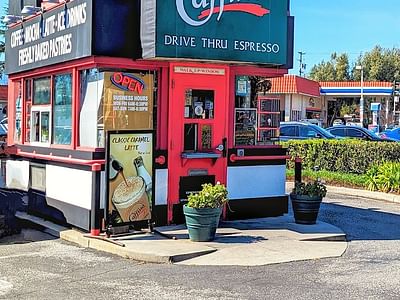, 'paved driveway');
0,191,399,299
